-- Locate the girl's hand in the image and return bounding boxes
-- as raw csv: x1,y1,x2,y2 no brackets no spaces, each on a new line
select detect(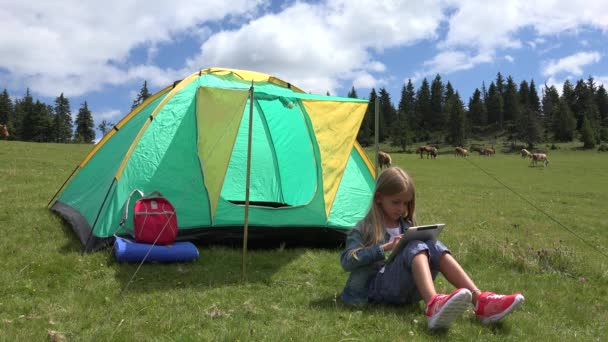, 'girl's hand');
382,234,403,251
